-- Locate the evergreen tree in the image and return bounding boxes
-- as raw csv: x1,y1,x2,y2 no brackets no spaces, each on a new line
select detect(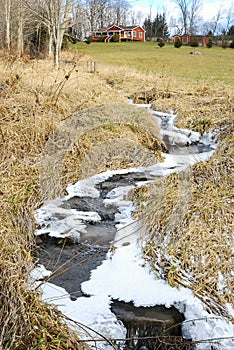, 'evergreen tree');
143,12,169,41
174,38,182,48
206,37,212,48
143,17,152,41
190,36,199,47
227,25,234,36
